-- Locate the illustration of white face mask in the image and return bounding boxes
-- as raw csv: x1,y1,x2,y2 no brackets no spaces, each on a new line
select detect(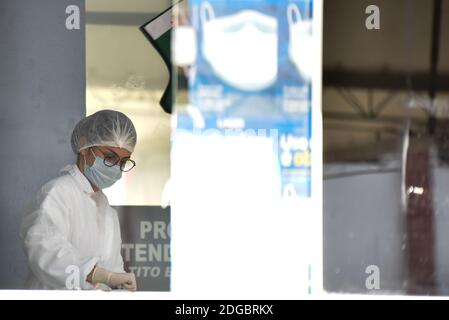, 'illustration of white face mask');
288,3,313,80
200,1,278,91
